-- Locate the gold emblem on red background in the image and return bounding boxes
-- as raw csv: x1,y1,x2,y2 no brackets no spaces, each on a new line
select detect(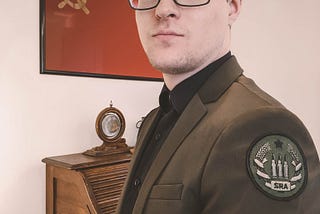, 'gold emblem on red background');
58,0,90,15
